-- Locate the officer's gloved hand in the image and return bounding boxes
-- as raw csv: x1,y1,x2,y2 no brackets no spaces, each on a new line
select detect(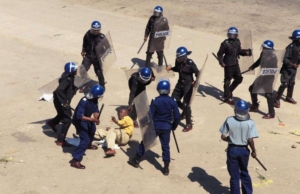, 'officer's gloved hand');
220,63,226,68
248,67,253,71
246,49,252,56
291,63,298,69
